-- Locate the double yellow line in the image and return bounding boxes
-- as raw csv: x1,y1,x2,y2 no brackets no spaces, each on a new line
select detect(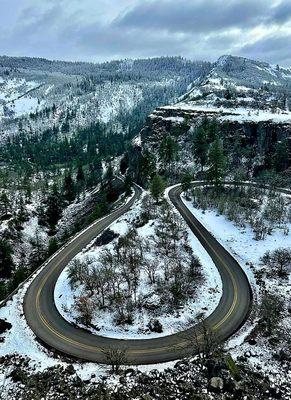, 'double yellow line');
34,186,239,358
